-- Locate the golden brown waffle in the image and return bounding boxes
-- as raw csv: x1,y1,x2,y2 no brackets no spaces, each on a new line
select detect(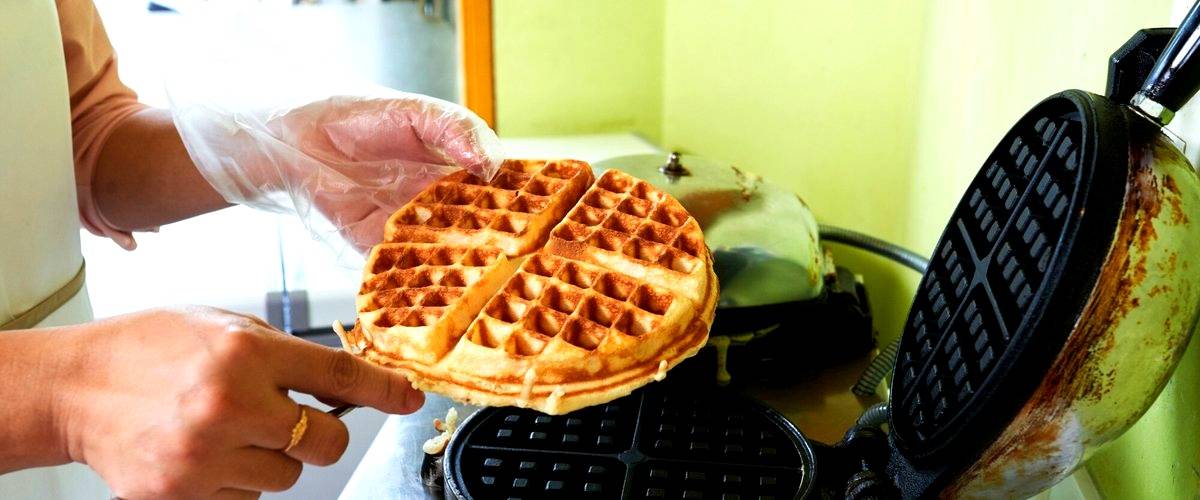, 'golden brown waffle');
339,161,716,414
384,160,593,256
547,170,711,305
353,244,520,365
